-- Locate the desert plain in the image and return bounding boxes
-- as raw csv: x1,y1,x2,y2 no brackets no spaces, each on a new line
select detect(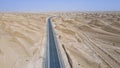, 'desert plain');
0,12,120,68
